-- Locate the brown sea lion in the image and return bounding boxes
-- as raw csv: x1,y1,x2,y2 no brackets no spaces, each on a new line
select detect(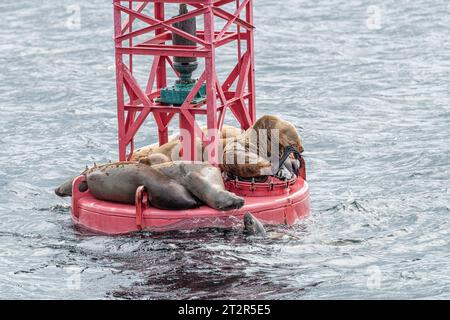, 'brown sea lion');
220,139,272,178
85,162,200,210
251,115,304,155
129,133,178,161
220,115,303,178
